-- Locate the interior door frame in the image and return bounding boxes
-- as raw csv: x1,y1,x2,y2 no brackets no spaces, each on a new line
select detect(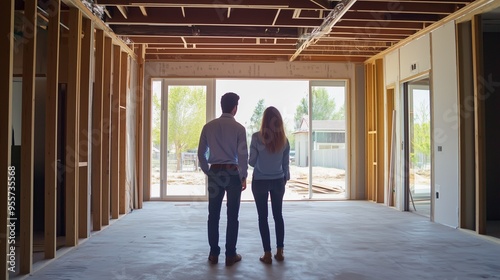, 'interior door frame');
308,79,350,200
